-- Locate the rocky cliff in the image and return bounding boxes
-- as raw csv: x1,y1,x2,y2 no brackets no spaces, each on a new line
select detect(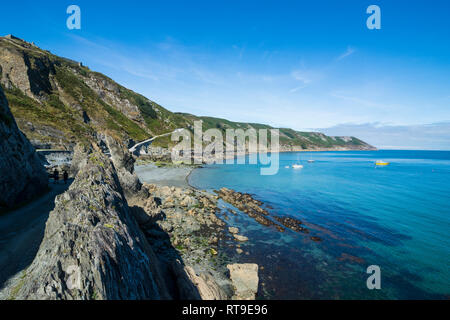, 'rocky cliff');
0,85,47,211
4,145,172,300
